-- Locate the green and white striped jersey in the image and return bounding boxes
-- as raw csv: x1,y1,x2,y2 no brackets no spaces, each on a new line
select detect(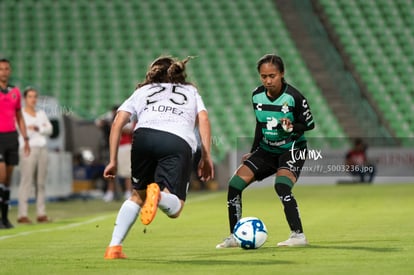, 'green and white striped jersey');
251,83,315,154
